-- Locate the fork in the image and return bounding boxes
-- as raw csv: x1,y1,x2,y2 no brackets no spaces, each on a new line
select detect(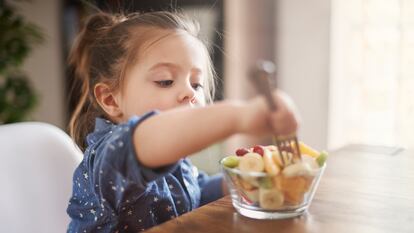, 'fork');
249,60,302,166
